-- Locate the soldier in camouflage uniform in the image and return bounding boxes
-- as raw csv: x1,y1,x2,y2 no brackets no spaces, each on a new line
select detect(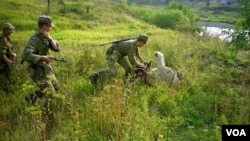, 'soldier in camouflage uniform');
90,34,148,85
0,23,16,93
21,15,60,140
22,15,60,103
